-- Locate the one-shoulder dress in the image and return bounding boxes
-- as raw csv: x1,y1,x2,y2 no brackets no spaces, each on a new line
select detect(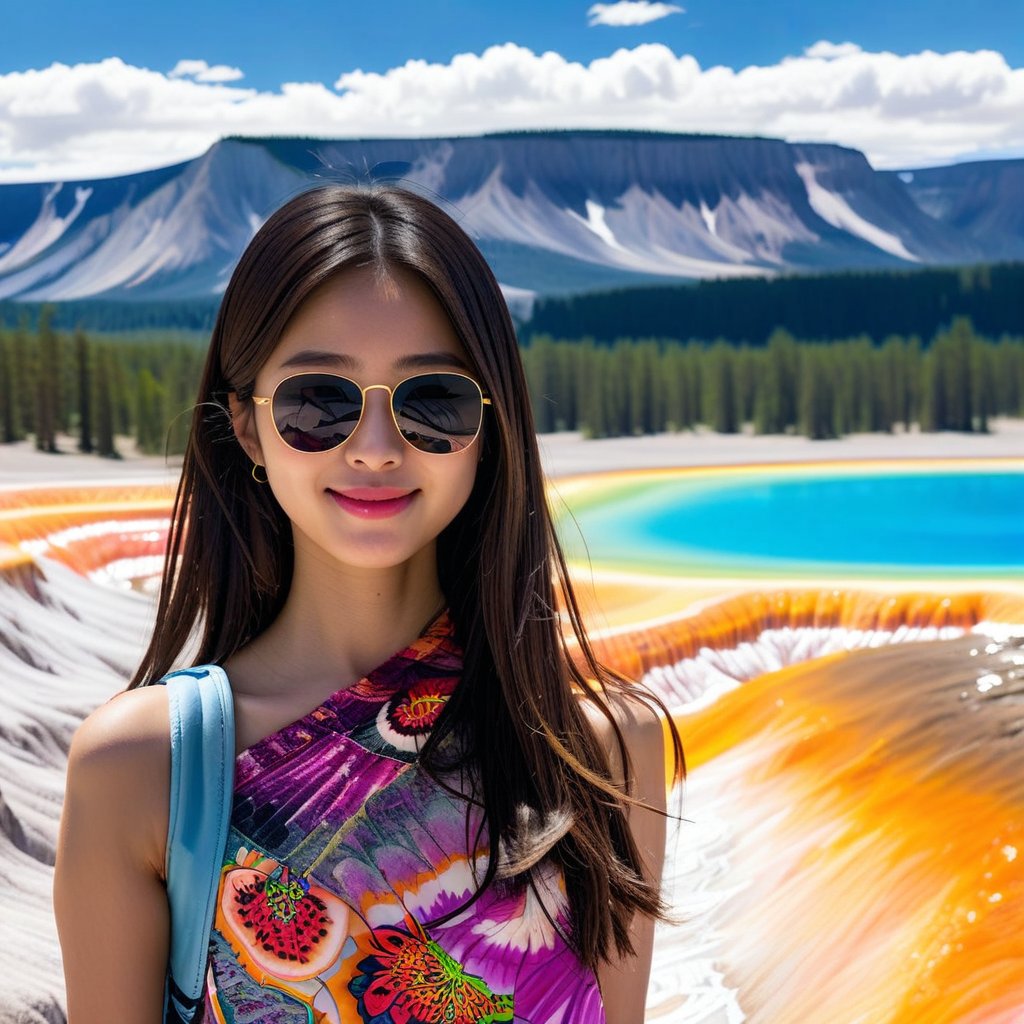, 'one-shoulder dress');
199,610,606,1024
